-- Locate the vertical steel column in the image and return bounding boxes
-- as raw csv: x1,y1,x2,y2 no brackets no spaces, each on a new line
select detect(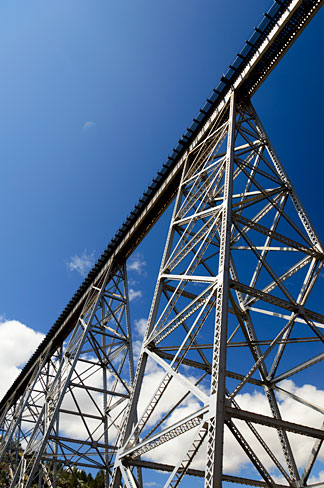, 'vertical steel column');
123,263,135,393
52,346,63,488
205,91,235,488
102,298,109,488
